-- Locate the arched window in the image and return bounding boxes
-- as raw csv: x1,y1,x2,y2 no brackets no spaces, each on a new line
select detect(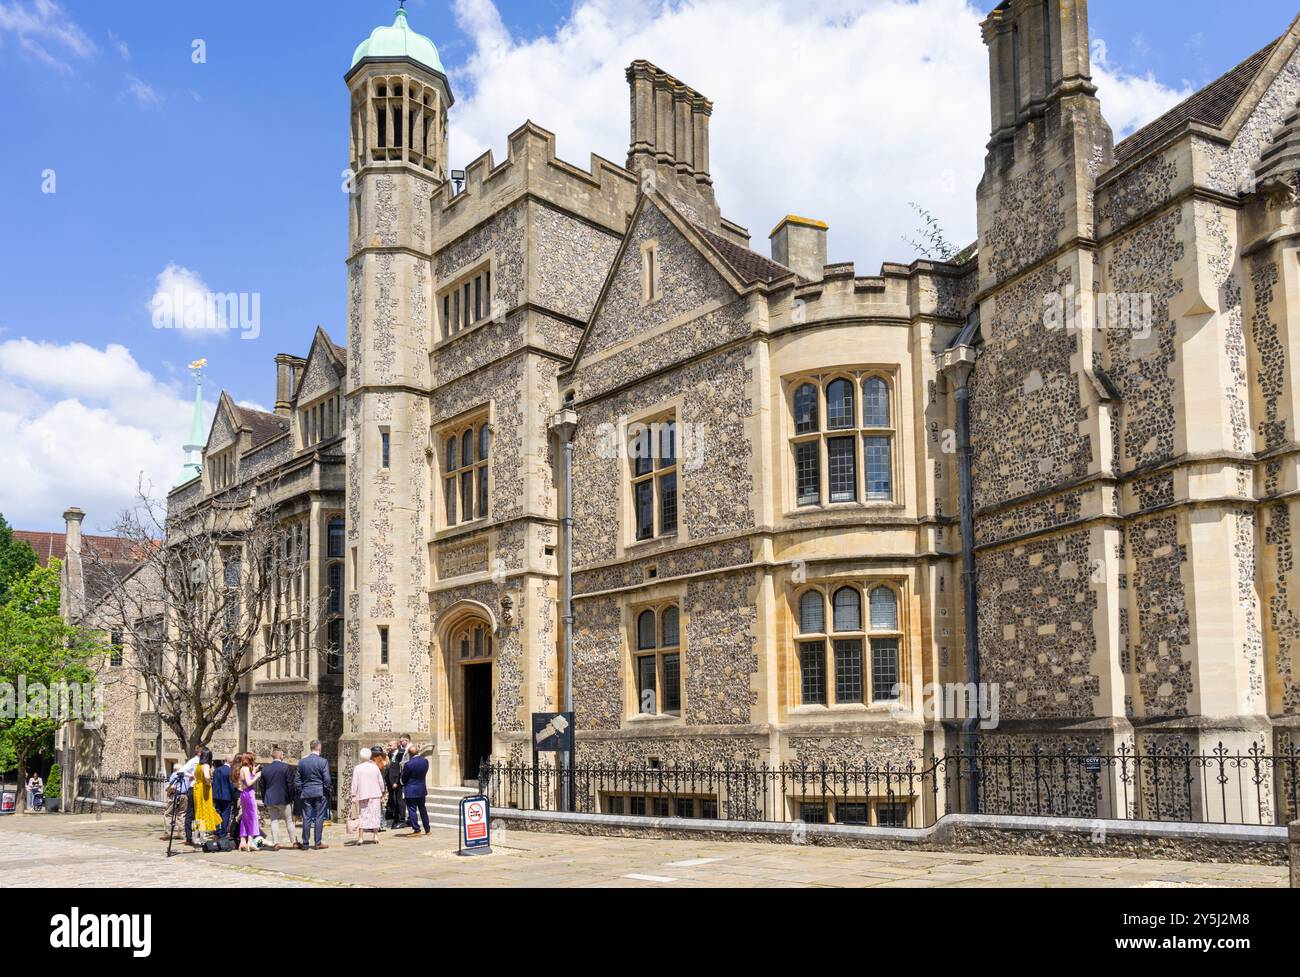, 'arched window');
442,415,490,528
633,603,682,716
790,372,894,508
797,583,902,708
832,587,861,632
660,606,679,647
869,586,897,631
863,377,890,427
793,383,818,435
826,379,854,429
798,590,824,634
454,621,493,661
637,609,656,650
